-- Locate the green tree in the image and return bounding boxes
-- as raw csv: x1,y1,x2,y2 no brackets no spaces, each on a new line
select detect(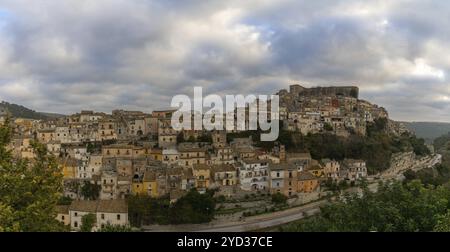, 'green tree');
98,224,133,232
0,119,66,231
281,181,450,232
168,189,216,224
198,133,212,143
433,211,450,232
127,194,170,227
323,123,333,132
271,193,288,205
80,181,101,200
80,213,96,232
57,196,73,205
